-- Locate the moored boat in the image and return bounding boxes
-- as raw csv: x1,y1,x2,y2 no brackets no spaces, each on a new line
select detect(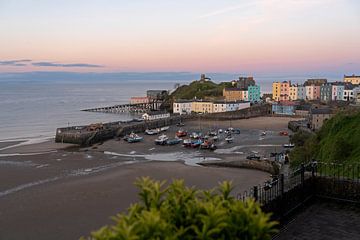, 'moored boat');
145,129,159,135
127,133,143,143
166,137,182,145
176,129,187,137
191,139,203,148
182,138,192,147
225,134,234,143
155,134,169,145
283,143,295,148
160,126,170,132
